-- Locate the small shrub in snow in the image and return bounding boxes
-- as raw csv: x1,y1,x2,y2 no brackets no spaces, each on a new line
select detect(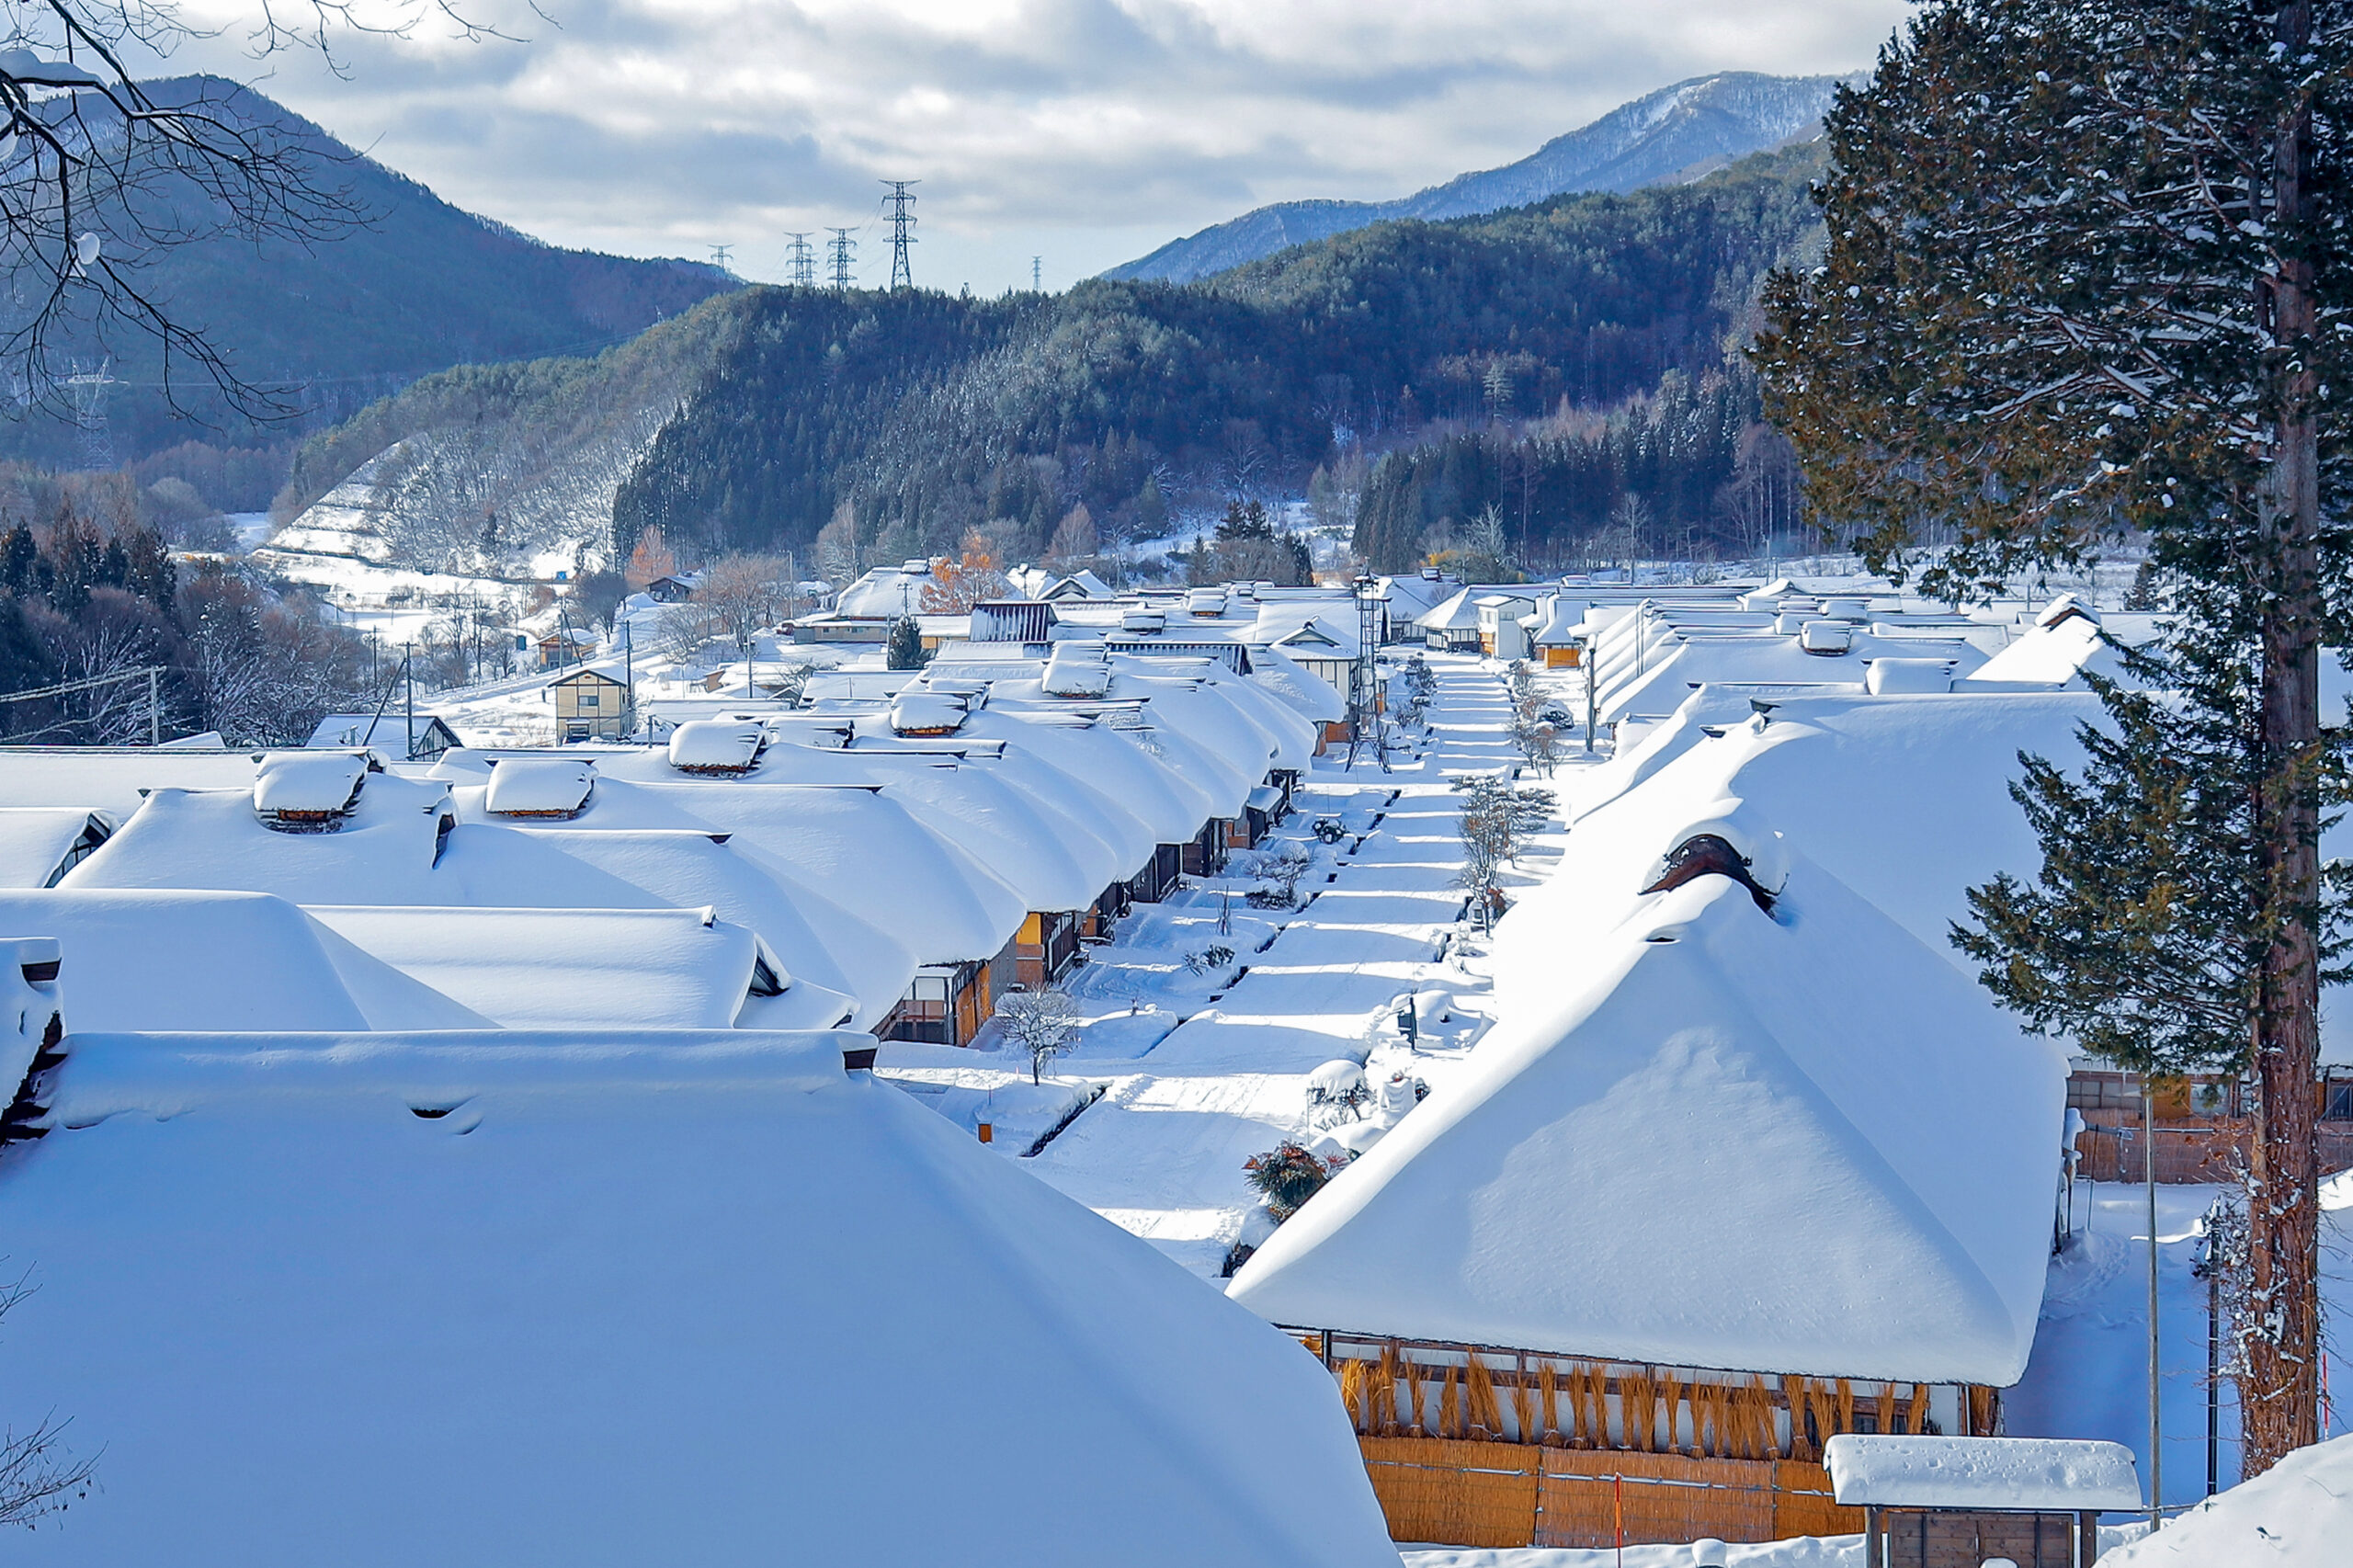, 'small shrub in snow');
1243,1141,1349,1221
995,987,1079,1085
1247,842,1312,908
1181,944,1235,976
